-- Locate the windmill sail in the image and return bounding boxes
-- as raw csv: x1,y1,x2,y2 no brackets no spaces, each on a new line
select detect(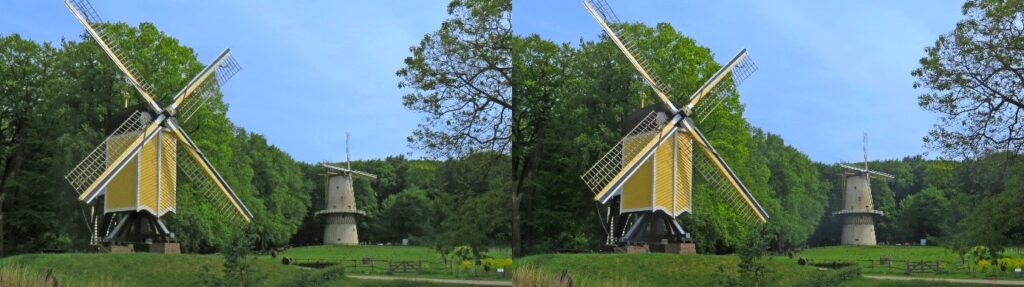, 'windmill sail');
65,0,162,112
171,50,242,123
584,0,677,111
687,122,768,222
688,51,758,123
169,121,253,223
